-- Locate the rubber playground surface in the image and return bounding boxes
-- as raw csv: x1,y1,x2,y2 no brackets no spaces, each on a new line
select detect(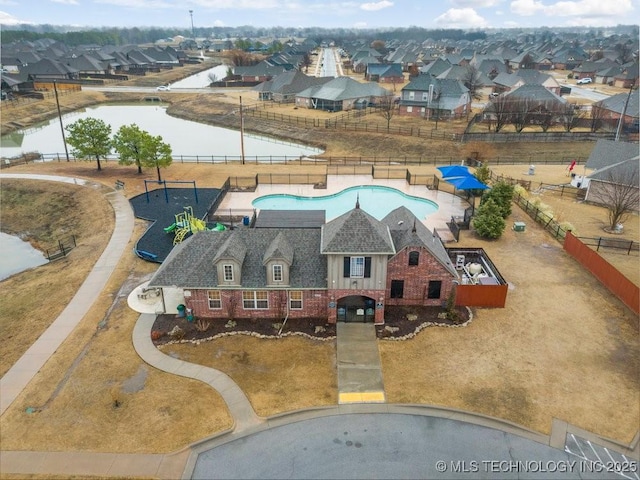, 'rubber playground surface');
129,186,223,262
